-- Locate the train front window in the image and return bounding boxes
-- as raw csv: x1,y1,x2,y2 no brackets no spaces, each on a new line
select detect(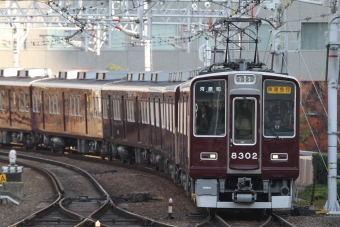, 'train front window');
193,80,226,136
263,80,295,137
233,98,256,144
